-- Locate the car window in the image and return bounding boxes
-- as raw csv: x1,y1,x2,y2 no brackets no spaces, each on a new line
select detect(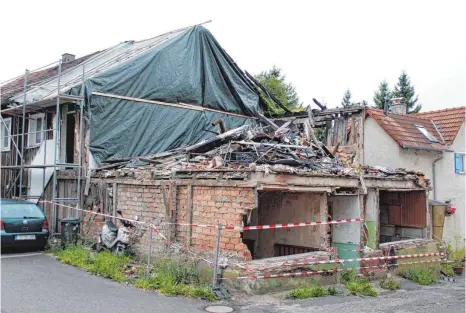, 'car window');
0,203,45,218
